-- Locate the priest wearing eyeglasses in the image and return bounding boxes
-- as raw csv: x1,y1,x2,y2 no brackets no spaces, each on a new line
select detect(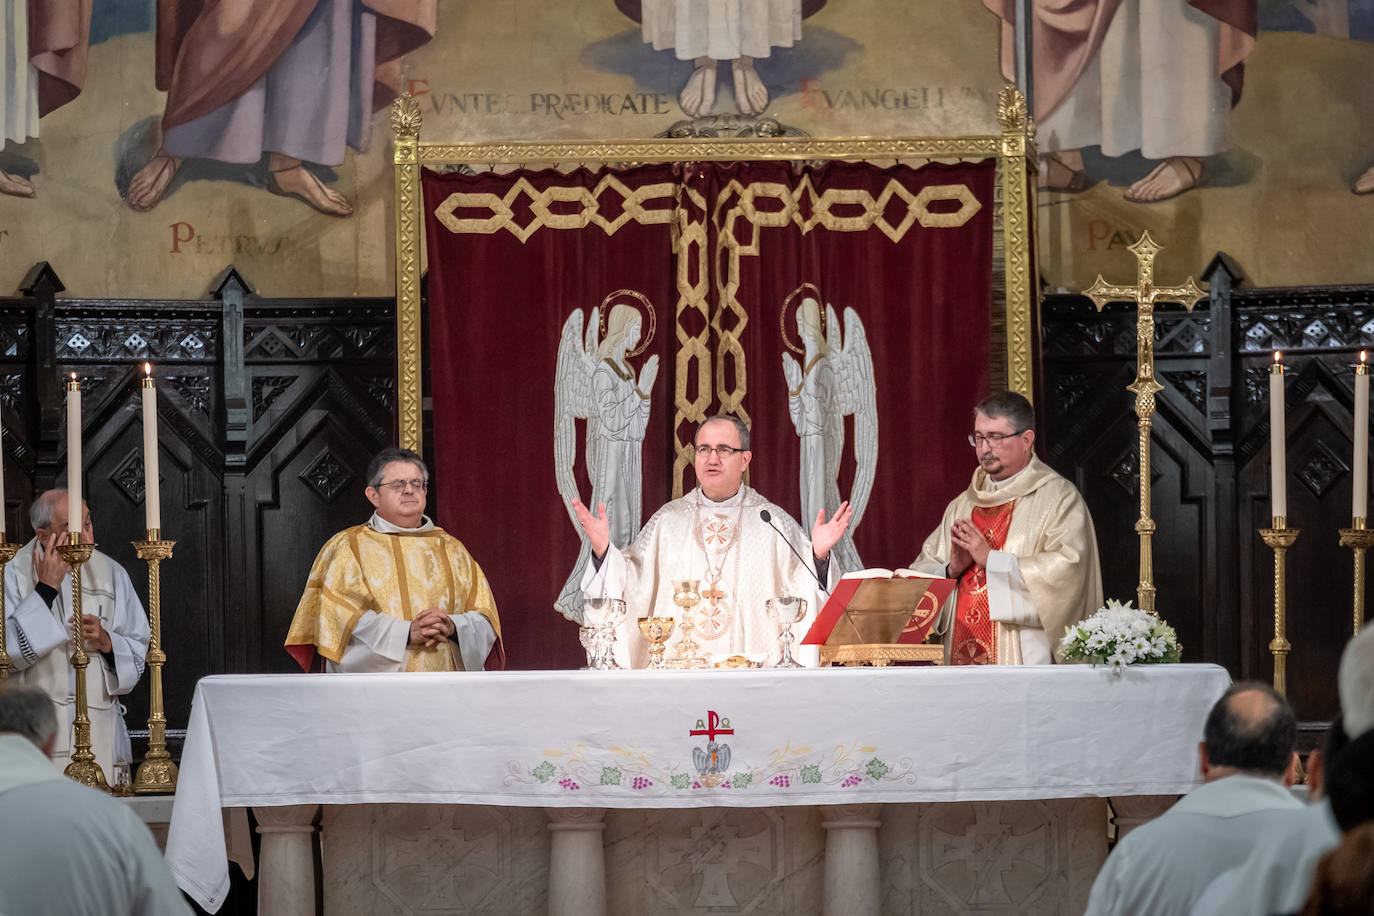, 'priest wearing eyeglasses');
285,448,504,672
570,415,852,667
910,392,1102,666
